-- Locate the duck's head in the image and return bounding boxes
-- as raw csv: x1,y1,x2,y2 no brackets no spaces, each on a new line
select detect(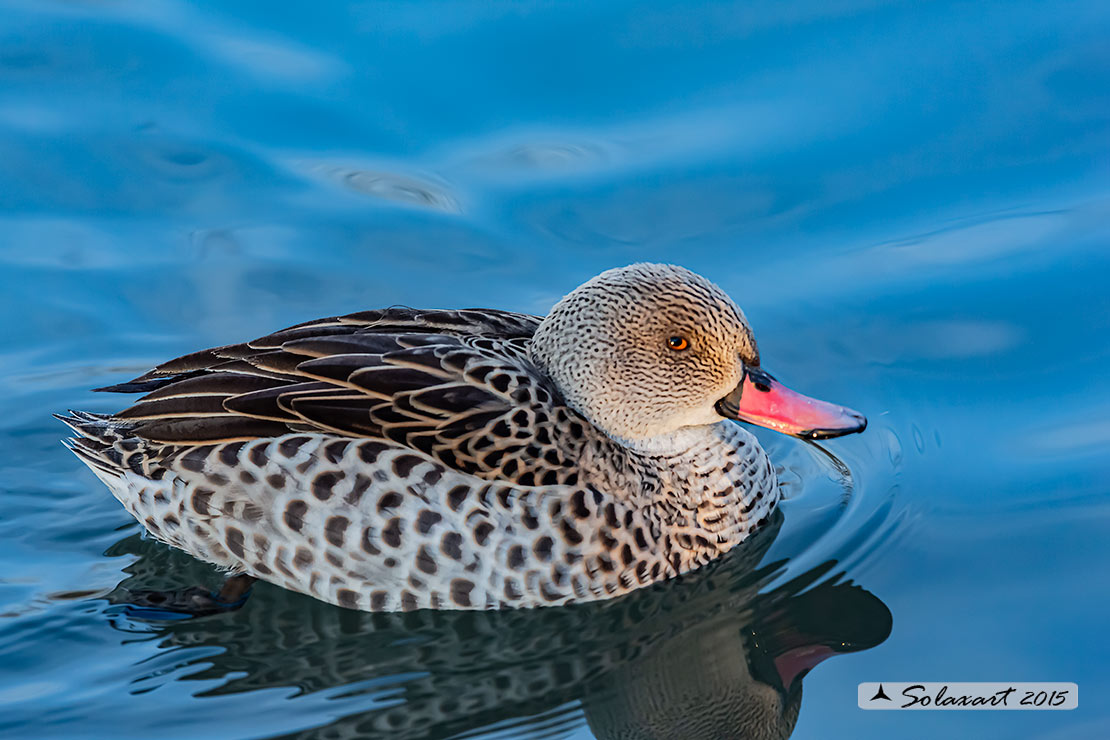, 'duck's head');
531,263,866,446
